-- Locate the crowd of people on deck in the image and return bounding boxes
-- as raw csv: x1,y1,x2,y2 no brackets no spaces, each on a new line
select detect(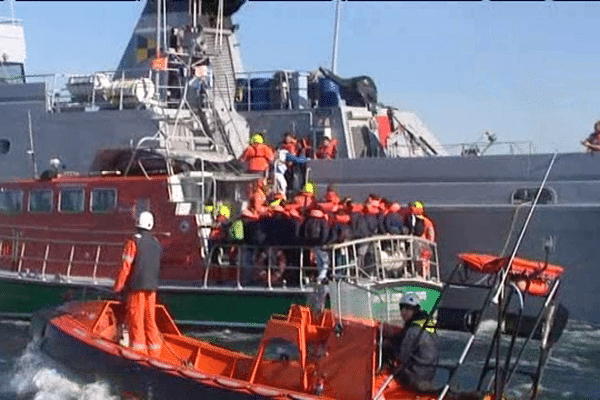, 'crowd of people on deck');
209,182,435,249
204,131,437,285
208,179,435,284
